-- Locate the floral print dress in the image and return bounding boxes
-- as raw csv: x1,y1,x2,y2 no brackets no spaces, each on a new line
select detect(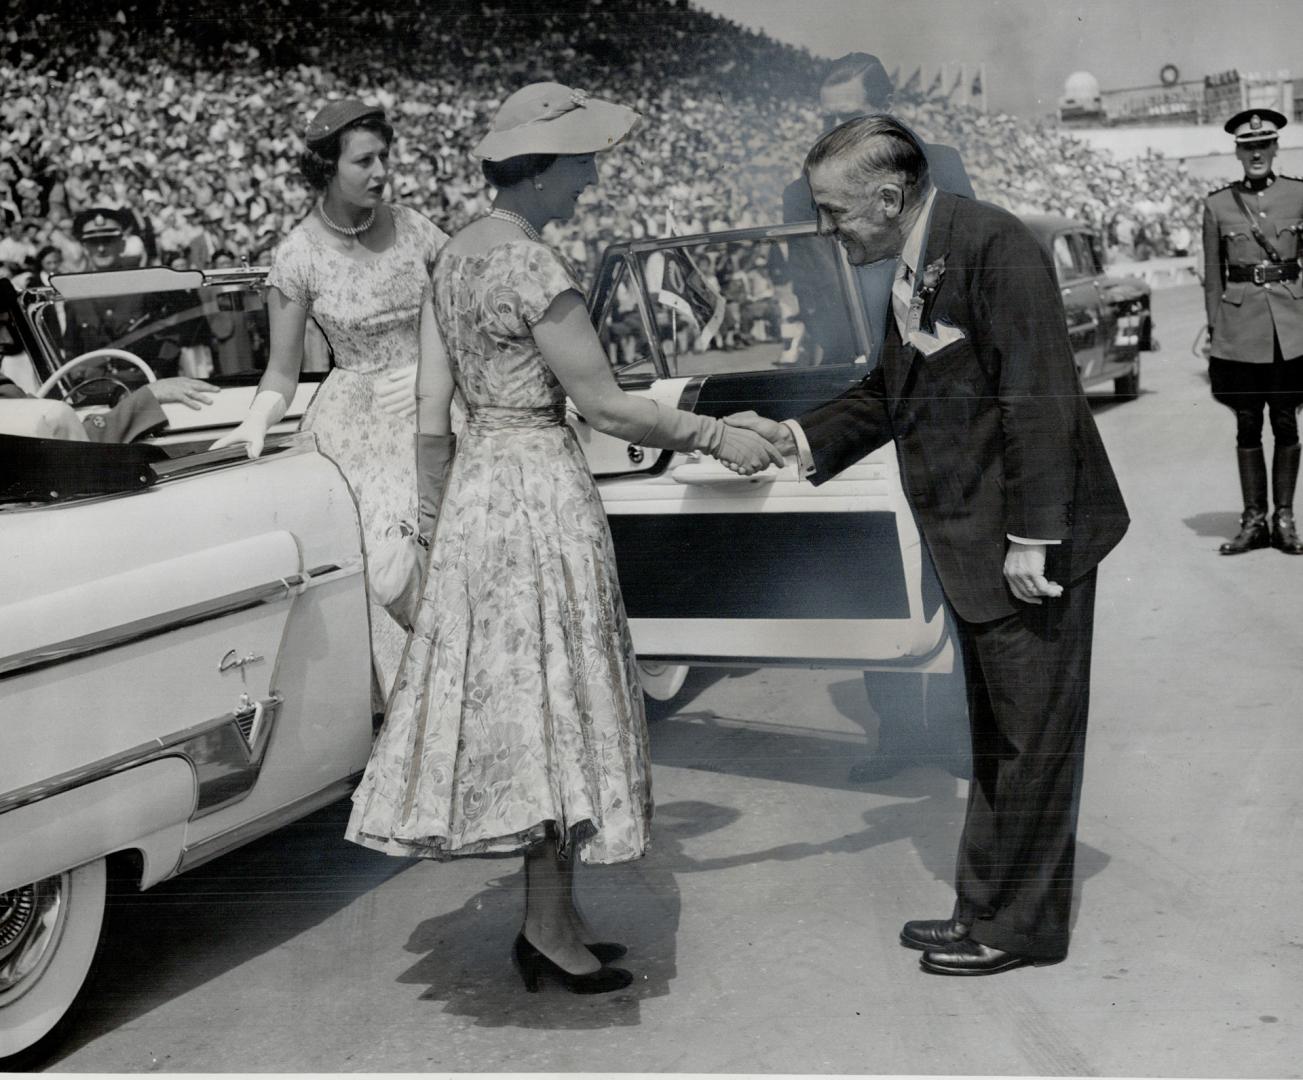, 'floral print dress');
345,240,652,865
267,204,447,698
